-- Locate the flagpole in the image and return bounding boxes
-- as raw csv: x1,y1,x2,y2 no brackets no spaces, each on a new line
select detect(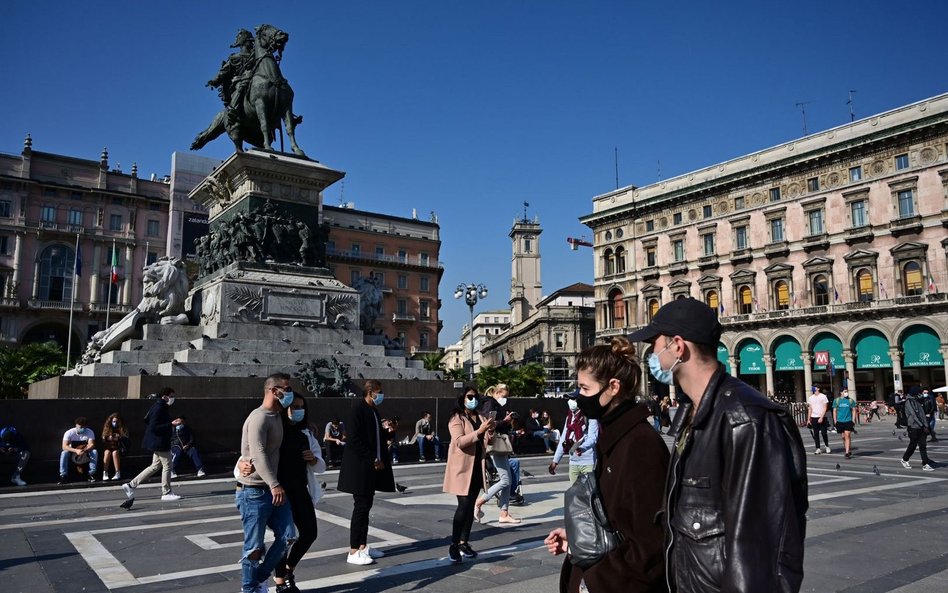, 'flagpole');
66,233,79,369
105,239,114,330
